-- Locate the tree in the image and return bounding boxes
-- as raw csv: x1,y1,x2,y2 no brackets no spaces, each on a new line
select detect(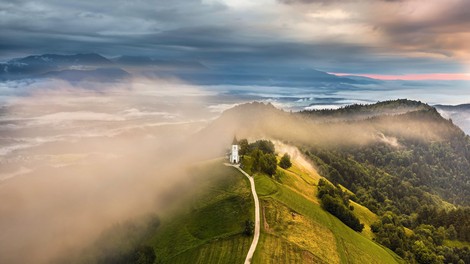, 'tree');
251,149,262,172
447,225,457,240
279,153,292,169
244,220,254,236
260,153,277,176
253,140,275,154
239,139,249,155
